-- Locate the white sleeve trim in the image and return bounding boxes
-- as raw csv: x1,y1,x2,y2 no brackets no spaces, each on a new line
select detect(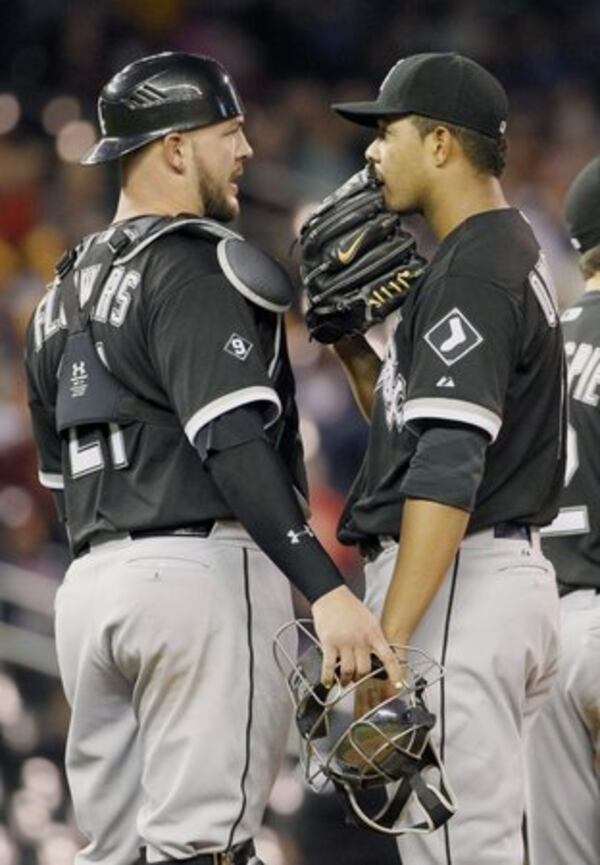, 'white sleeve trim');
38,470,64,490
184,386,282,444
403,397,502,442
